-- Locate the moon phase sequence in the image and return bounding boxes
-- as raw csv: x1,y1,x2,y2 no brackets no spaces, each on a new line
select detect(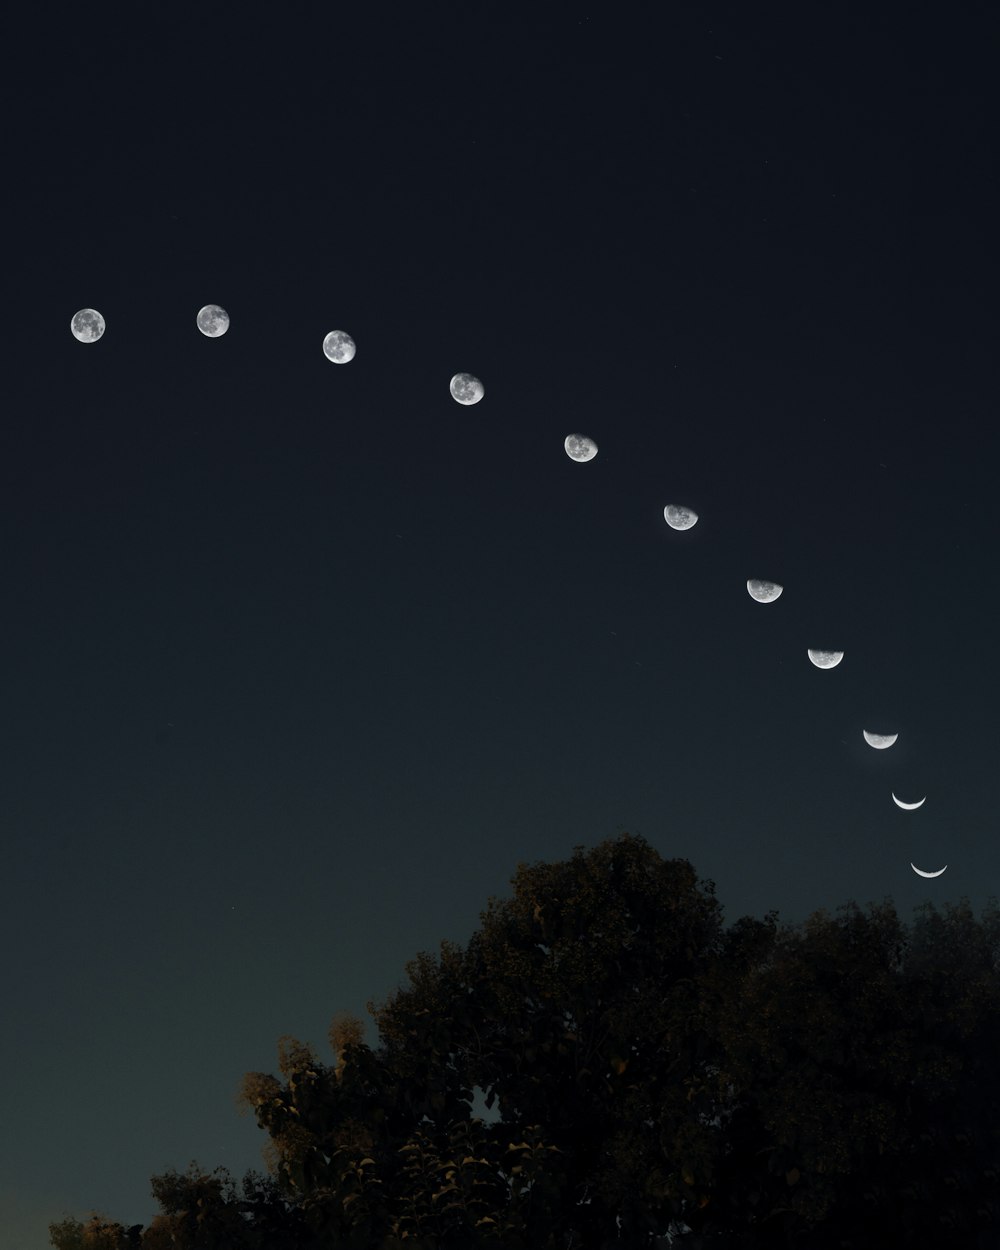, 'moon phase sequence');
66,306,953,880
